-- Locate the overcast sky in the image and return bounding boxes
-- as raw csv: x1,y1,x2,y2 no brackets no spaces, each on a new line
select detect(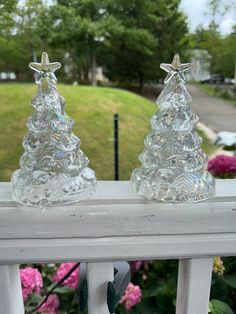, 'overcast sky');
180,0,236,34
